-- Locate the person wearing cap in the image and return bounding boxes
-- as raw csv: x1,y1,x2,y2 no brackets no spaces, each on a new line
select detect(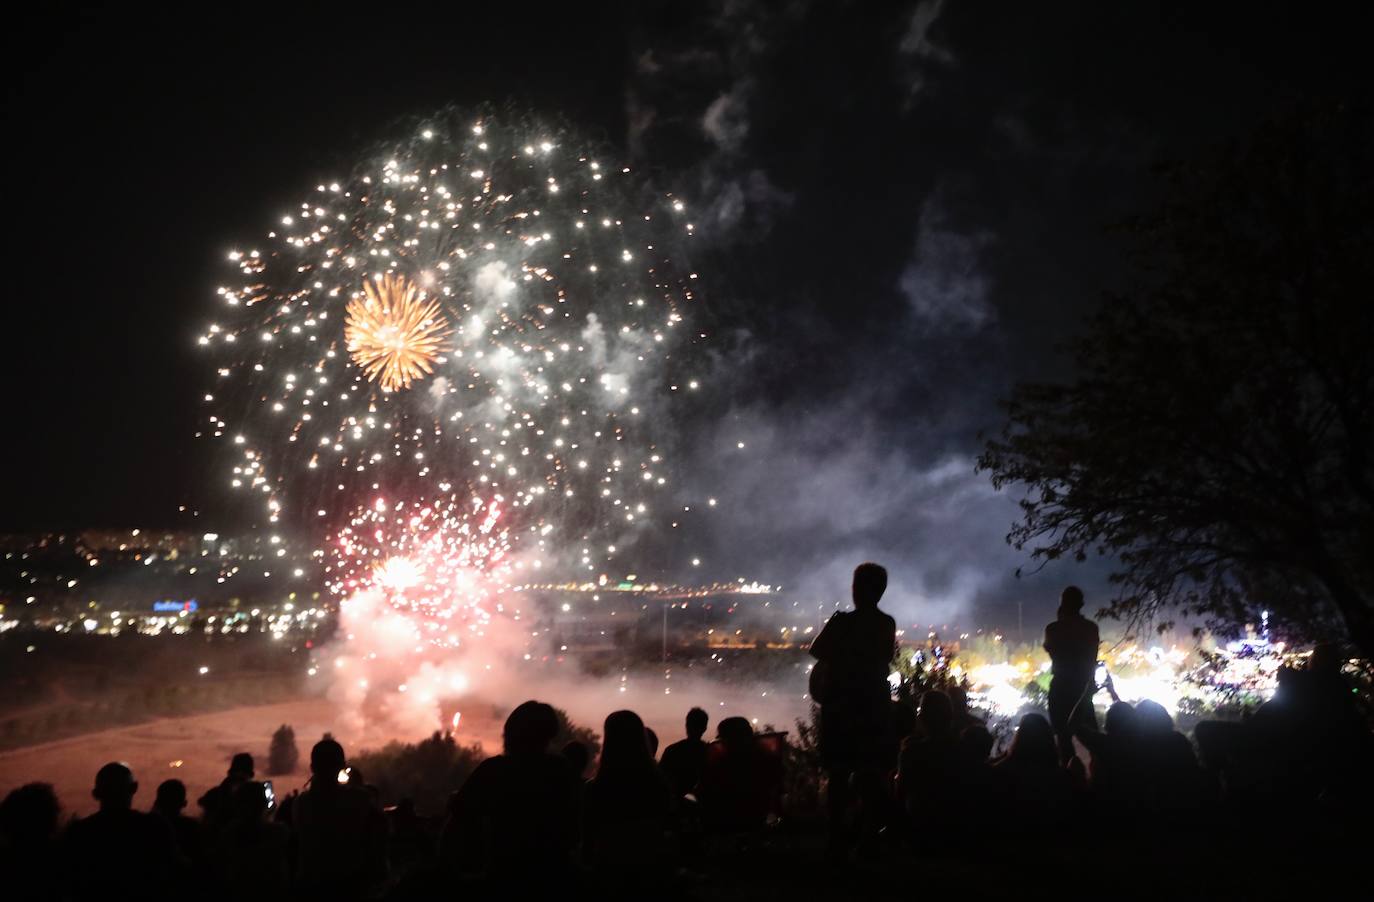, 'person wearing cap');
291,737,387,897
198,751,256,835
